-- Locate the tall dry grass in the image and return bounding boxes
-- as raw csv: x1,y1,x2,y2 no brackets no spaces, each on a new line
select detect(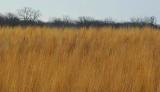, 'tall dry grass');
0,27,159,92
